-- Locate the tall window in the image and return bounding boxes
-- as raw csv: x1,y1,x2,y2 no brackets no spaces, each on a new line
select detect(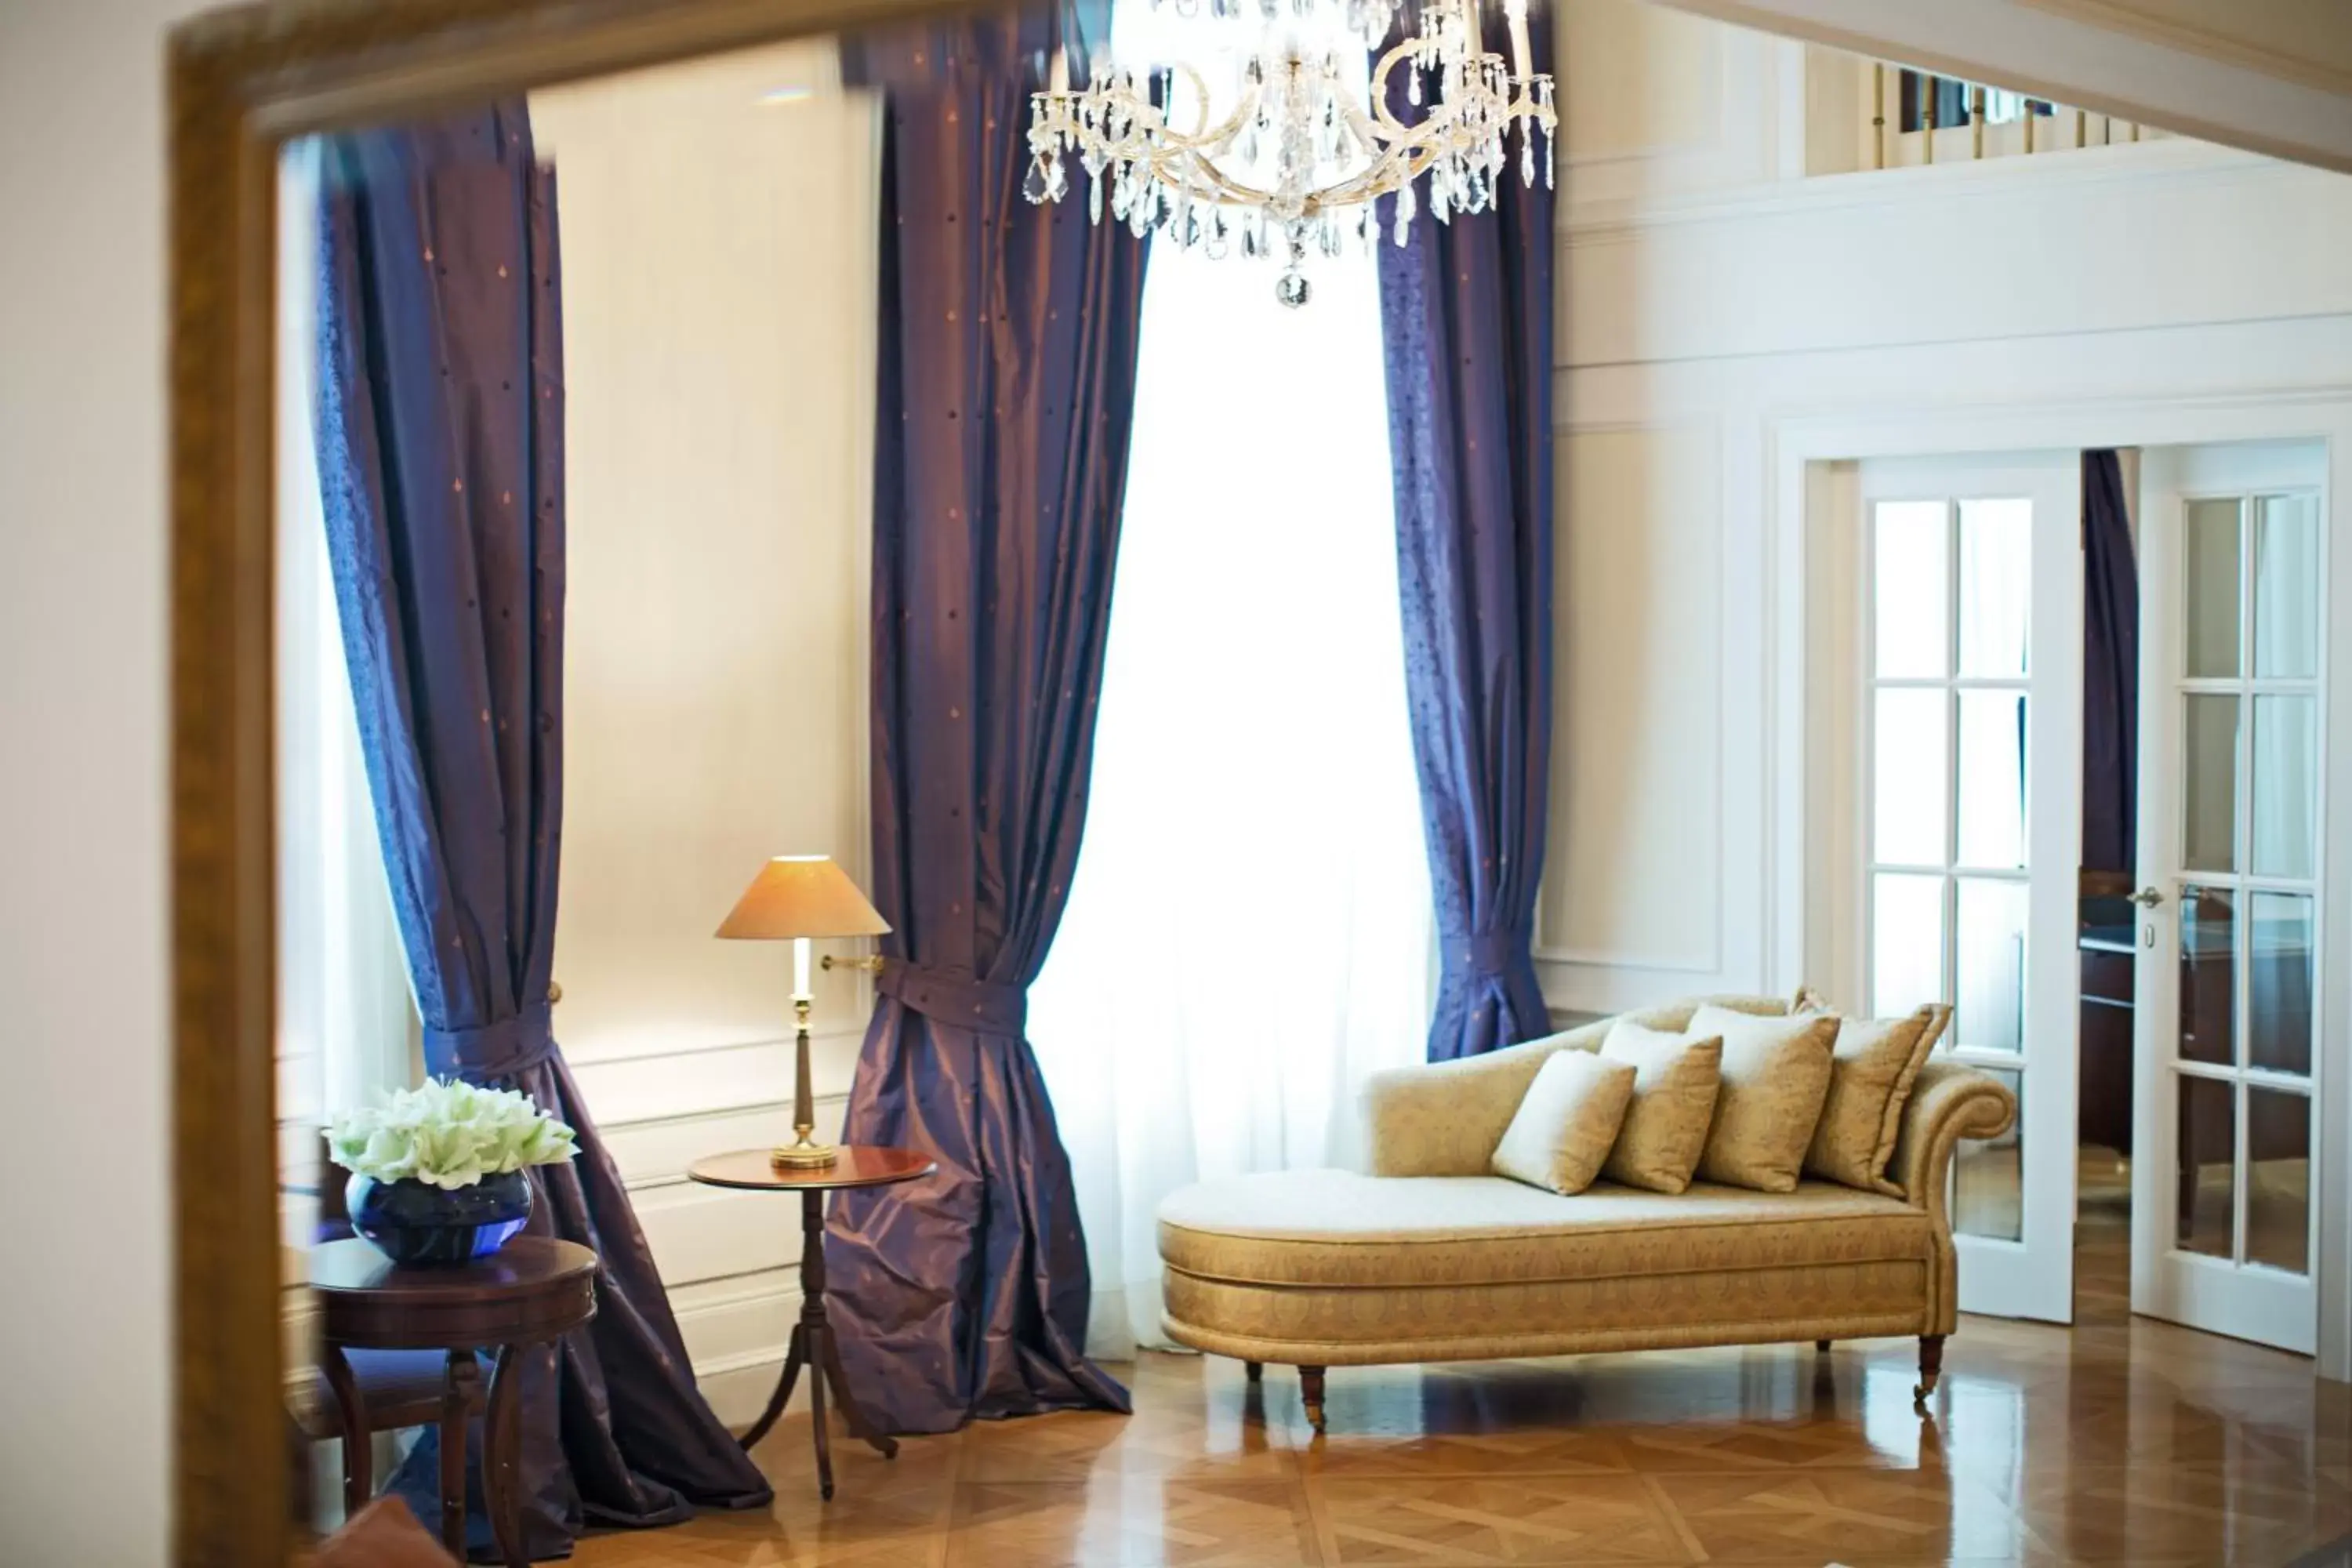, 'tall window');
1028,2,1435,1360
275,140,417,1193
